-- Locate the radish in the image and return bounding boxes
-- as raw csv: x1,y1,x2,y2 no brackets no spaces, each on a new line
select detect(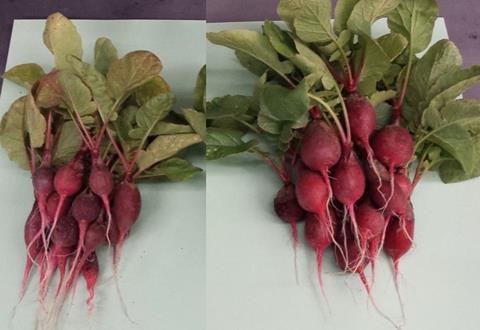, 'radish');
89,160,114,244
20,203,42,301
82,253,99,311
274,184,305,255
384,204,415,281
304,212,334,296
46,193,72,220
331,152,365,247
295,164,329,216
372,126,414,170
370,179,408,217
112,179,141,263
68,191,102,288
47,151,85,245
32,165,55,254
300,120,341,194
